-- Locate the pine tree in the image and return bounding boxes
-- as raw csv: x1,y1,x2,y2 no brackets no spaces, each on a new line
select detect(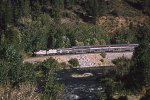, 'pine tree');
0,1,5,31
12,0,21,25
51,0,64,20
21,0,31,17
87,0,106,17
130,25,150,90
0,0,13,30
47,33,55,49
31,0,41,20
5,0,13,24
64,0,75,9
